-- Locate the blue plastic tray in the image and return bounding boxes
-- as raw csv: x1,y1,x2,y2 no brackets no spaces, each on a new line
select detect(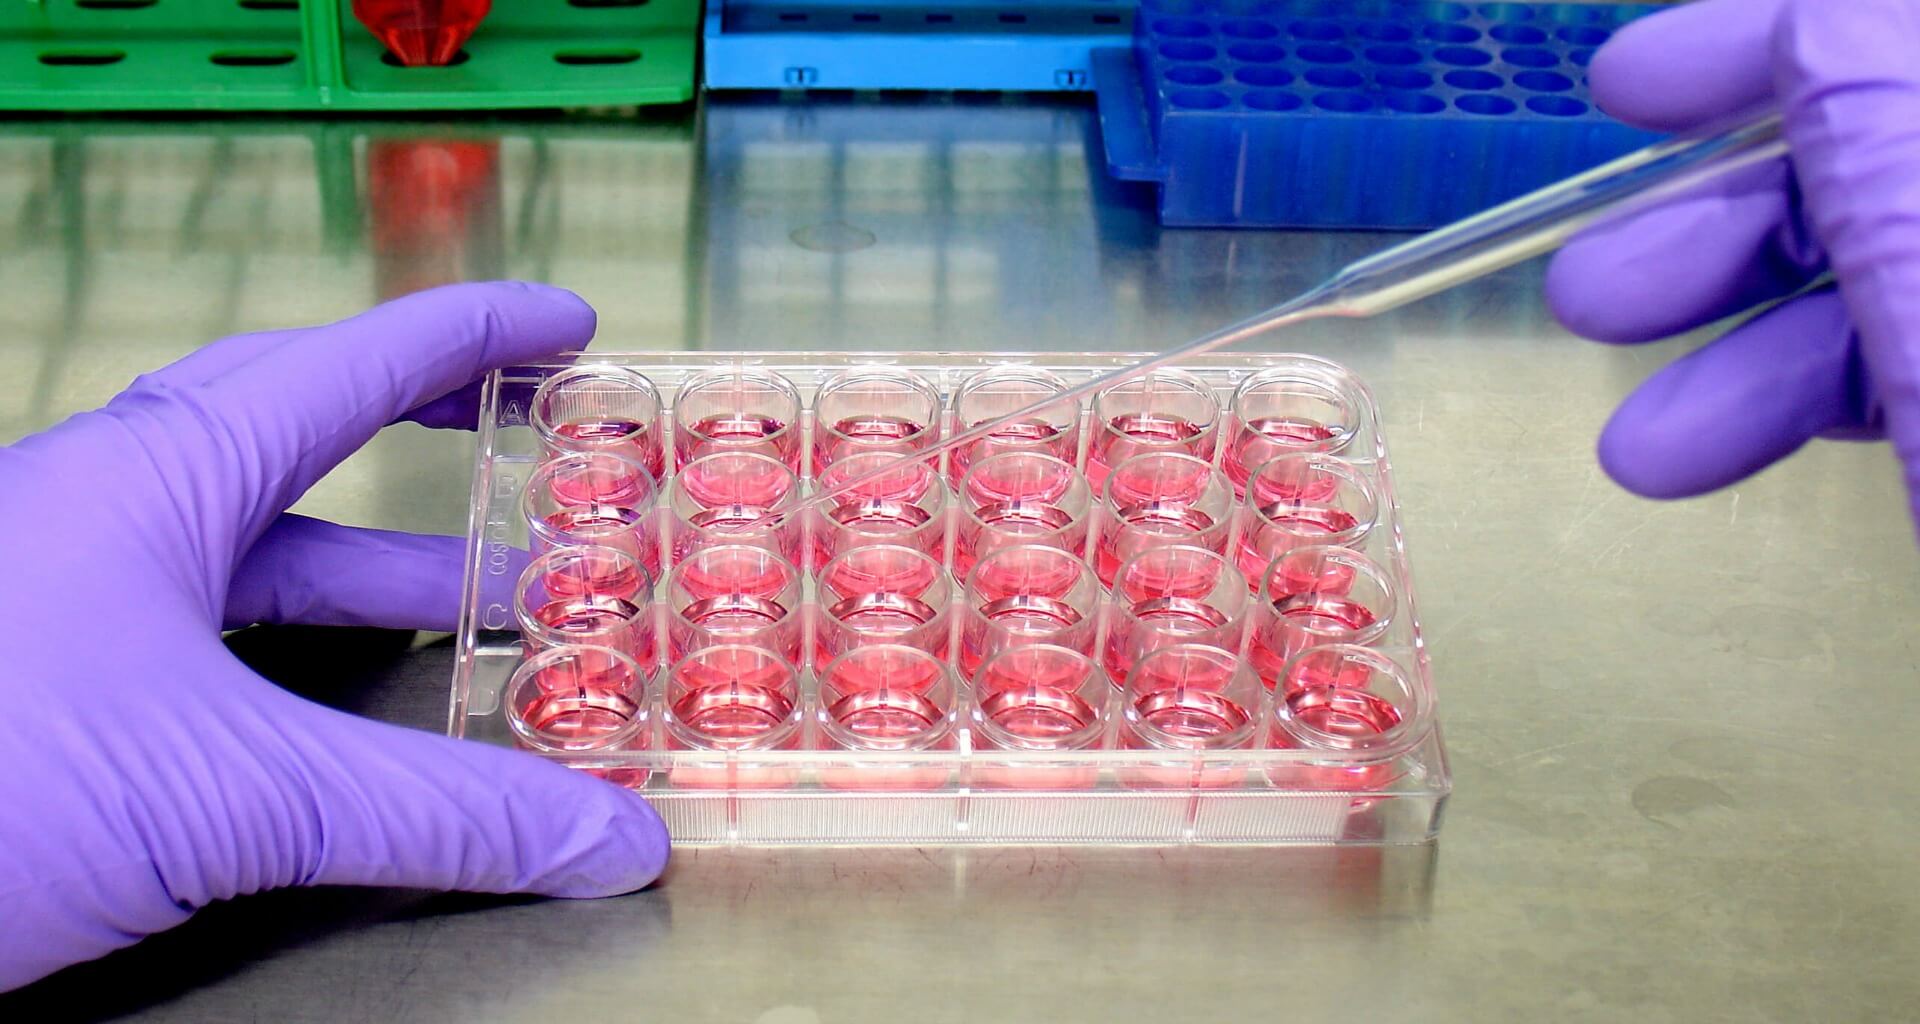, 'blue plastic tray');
1094,0,1664,229
704,0,1136,91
